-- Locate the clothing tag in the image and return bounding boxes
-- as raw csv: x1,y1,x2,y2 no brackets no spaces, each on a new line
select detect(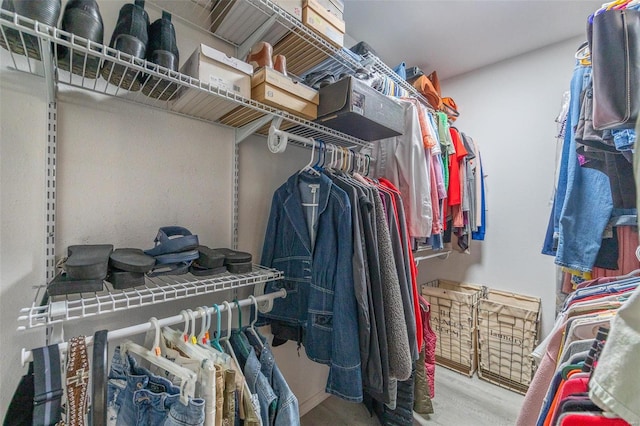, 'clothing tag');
148,382,167,394
351,90,365,115
603,224,613,239
308,184,319,193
